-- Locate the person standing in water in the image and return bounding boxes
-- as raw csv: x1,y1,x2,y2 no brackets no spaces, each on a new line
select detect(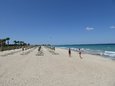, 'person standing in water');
68,48,71,57
79,48,82,59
